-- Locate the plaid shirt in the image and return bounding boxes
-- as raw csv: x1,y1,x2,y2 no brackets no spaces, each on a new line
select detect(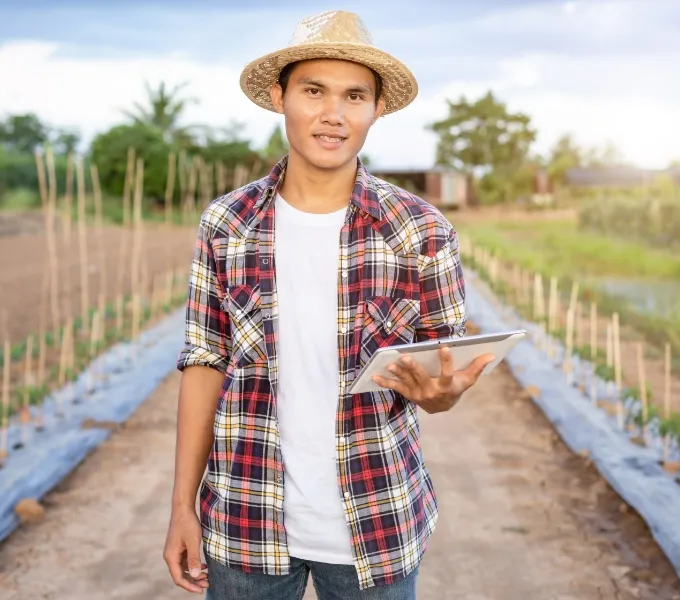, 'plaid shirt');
177,156,466,590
